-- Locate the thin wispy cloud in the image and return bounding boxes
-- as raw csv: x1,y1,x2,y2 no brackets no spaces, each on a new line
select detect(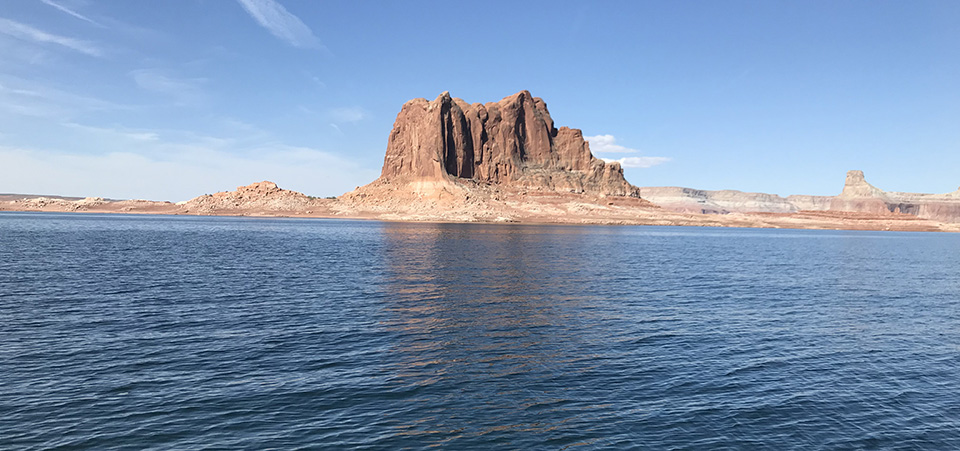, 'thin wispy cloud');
602,156,671,169
0,33,53,65
40,0,103,27
131,69,207,106
326,106,367,124
0,17,102,56
63,122,160,142
0,77,128,117
585,134,638,154
586,134,670,168
236,0,321,49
